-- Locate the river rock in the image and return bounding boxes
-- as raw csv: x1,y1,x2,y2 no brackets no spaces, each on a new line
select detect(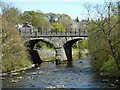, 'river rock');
38,71,44,74
31,72,38,75
114,79,119,84
17,76,22,79
78,73,82,75
0,77,5,80
85,66,91,69
30,85,35,87
56,85,64,88
11,79,19,83
110,83,116,87
22,70,25,73
28,76,33,78
37,67,40,70
79,60,83,63
10,72,19,76
28,64,35,69
47,85,56,88
102,79,109,82
9,75,13,78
